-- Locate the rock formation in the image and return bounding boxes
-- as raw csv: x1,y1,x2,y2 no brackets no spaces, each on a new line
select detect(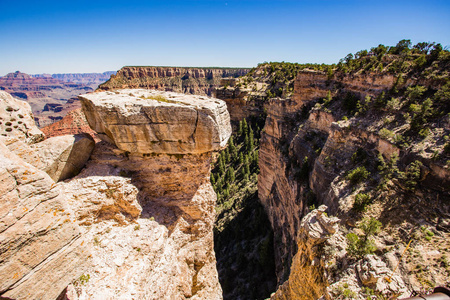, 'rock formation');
80,89,231,154
57,89,230,299
258,67,450,297
0,90,45,143
270,205,339,300
29,134,95,182
0,89,230,299
0,71,94,128
40,108,99,140
0,91,91,299
97,66,250,96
